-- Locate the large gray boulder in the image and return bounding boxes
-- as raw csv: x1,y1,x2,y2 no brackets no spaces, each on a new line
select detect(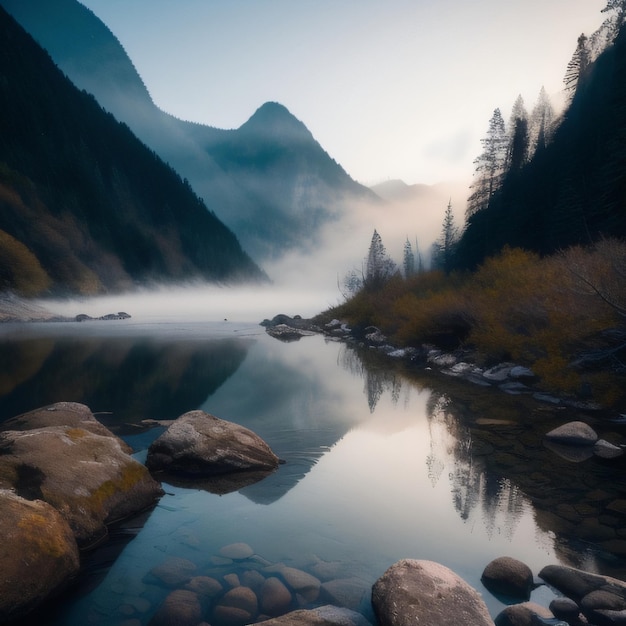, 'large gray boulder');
146,411,279,480
0,490,80,622
0,403,164,547
371,559,493,626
